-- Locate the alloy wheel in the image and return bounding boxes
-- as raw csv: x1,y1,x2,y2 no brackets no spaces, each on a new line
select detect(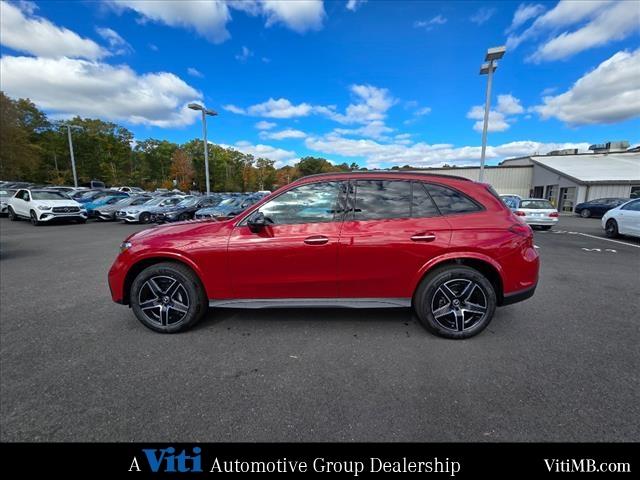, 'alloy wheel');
430,279,488,332
137,275,190,326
